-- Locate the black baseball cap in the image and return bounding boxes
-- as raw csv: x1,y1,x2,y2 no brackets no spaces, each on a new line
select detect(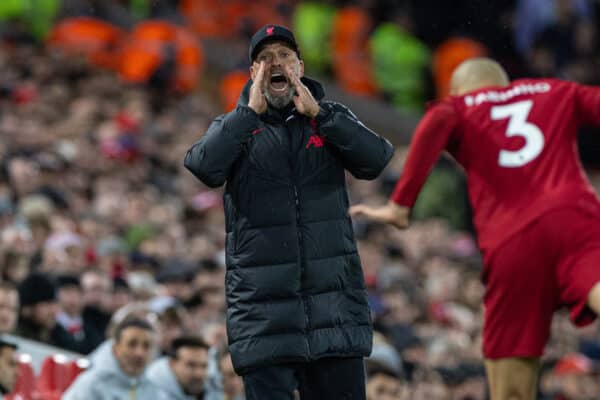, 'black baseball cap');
249,25,300,63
